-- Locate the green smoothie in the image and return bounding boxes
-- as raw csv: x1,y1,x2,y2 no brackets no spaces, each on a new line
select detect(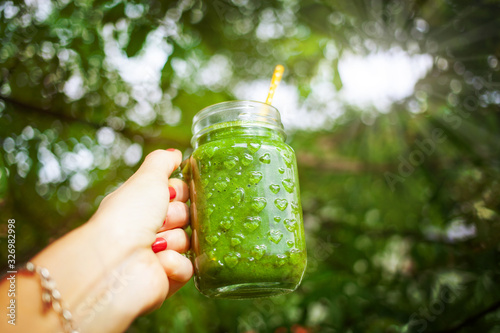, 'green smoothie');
189,122,307,298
